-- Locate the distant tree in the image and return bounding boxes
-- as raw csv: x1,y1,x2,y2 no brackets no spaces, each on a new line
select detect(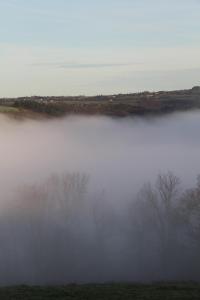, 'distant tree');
134,172,183,267
181,175,200,247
